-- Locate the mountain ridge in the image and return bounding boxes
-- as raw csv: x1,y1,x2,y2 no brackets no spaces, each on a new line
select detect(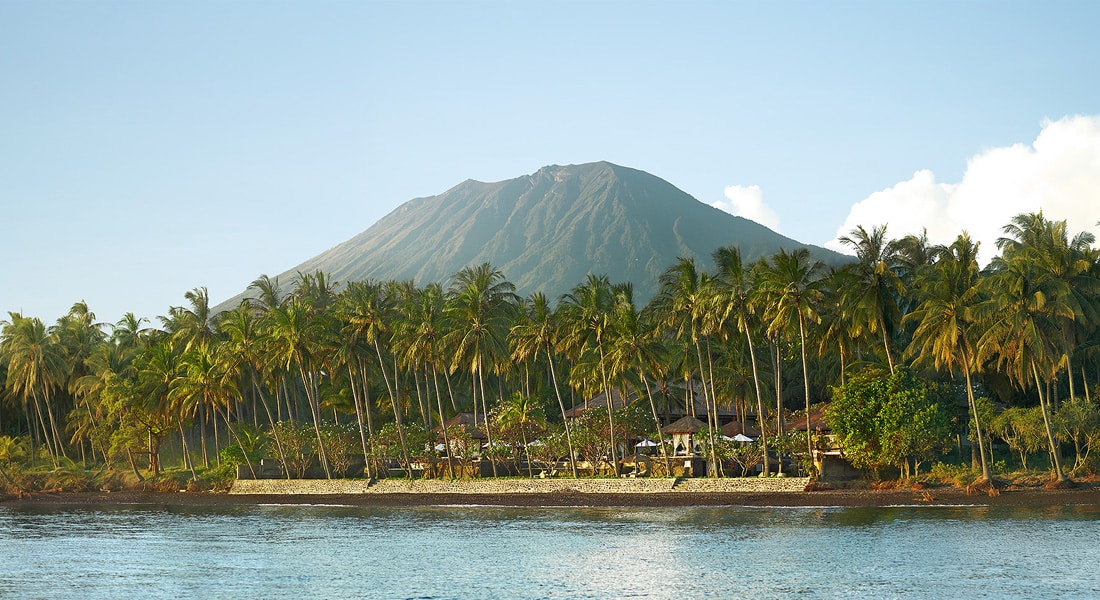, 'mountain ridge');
217,161,850,309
